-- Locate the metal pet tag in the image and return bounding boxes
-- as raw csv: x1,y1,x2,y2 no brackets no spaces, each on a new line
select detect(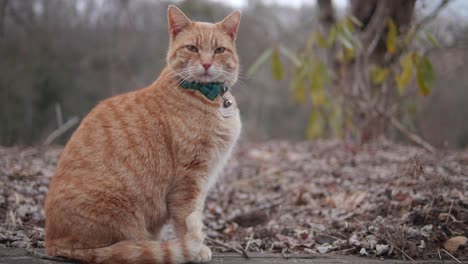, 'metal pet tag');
220,104,235,118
